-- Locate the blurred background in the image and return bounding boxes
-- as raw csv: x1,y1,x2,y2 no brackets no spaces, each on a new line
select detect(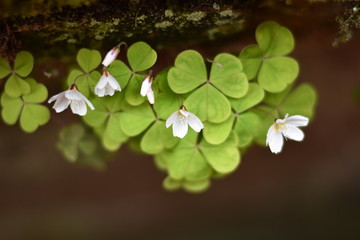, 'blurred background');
1,1,360,239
